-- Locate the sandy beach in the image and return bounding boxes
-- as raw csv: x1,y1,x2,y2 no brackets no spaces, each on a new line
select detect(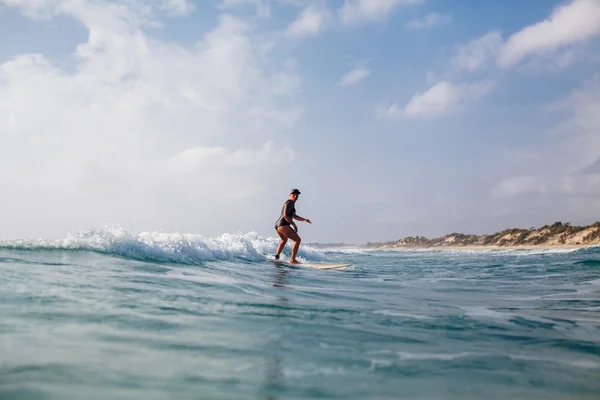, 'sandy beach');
374,244,595,251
